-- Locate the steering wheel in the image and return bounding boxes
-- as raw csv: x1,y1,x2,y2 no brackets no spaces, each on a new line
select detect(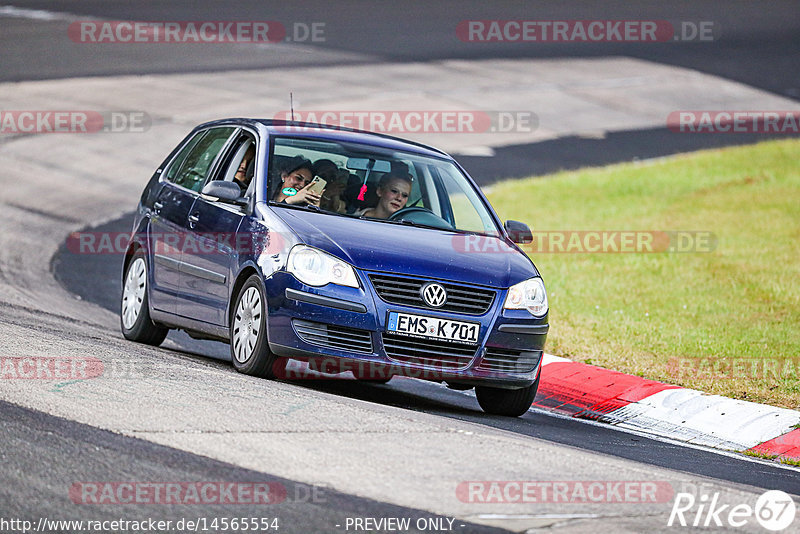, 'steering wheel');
388,206,454,230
